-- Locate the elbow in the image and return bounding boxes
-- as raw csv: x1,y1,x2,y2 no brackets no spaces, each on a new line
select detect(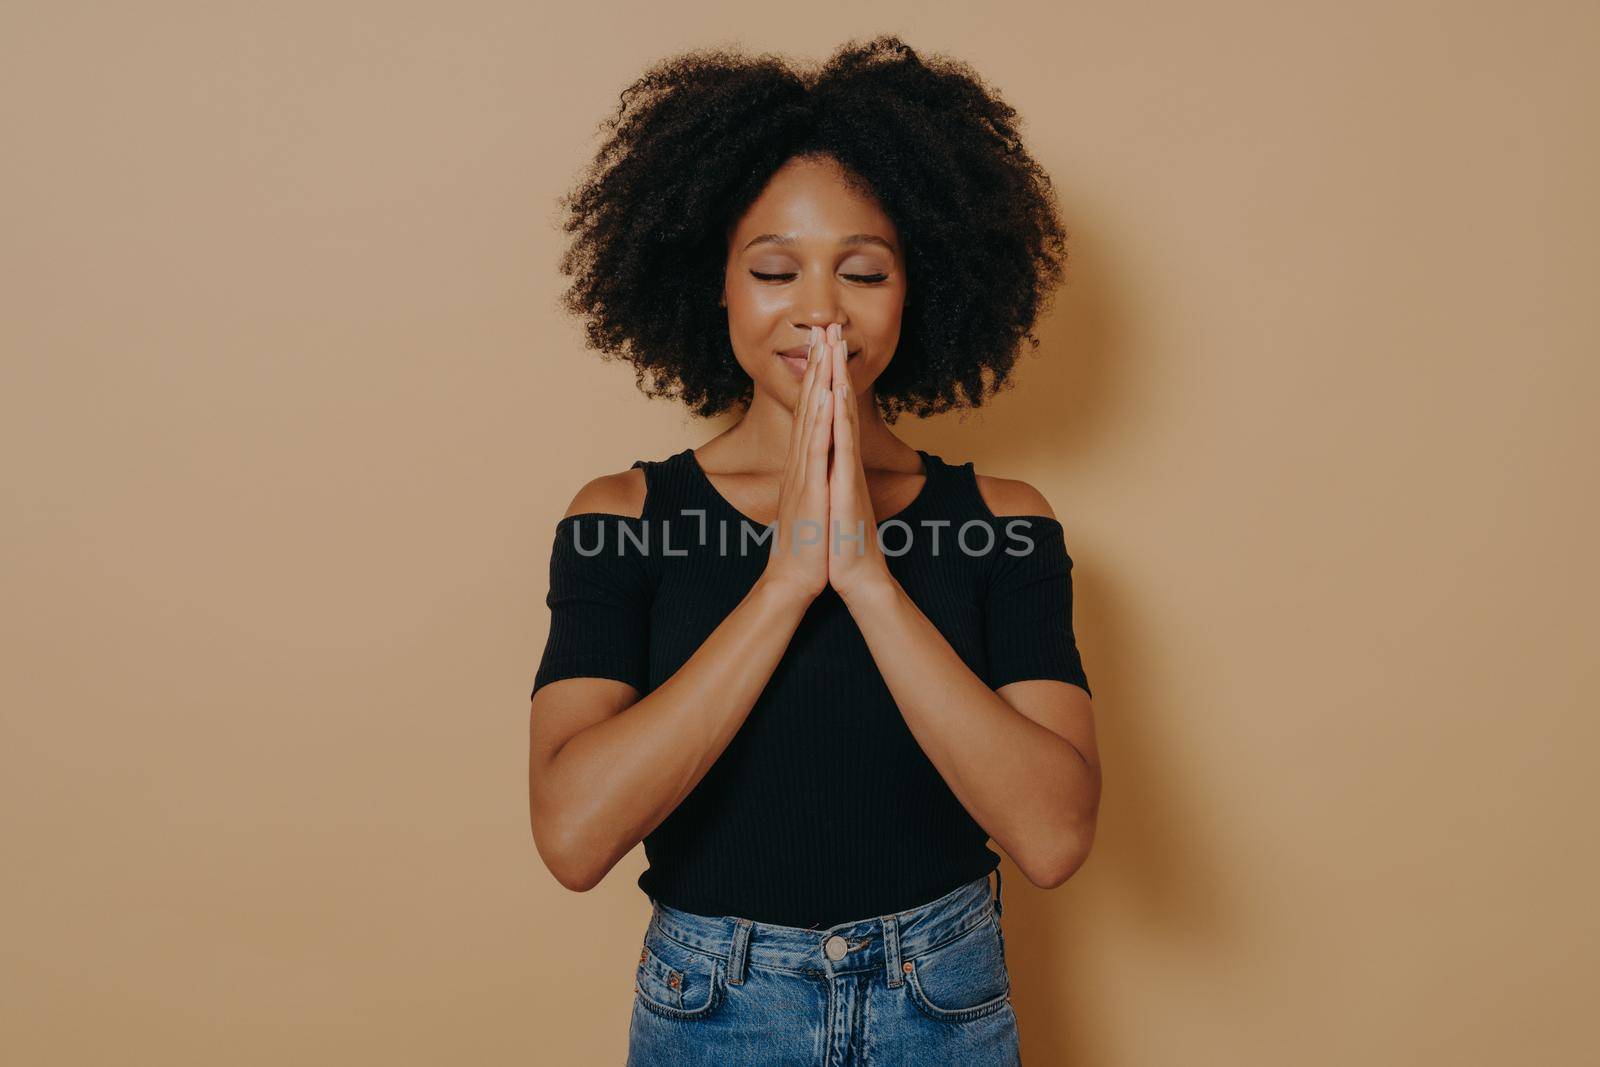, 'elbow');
550,855,606,894
537,825,613,893
530,804,614,893
1021,833,1095,889
1024,802,1100,889
1031,836,1094,889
